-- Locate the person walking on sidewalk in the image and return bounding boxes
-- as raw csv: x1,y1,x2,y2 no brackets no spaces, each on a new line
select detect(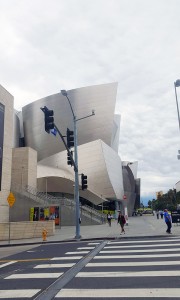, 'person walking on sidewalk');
164,209,172,234
117,211,126,234
156,210,159,219
160,210,164,219
107,212,112,227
